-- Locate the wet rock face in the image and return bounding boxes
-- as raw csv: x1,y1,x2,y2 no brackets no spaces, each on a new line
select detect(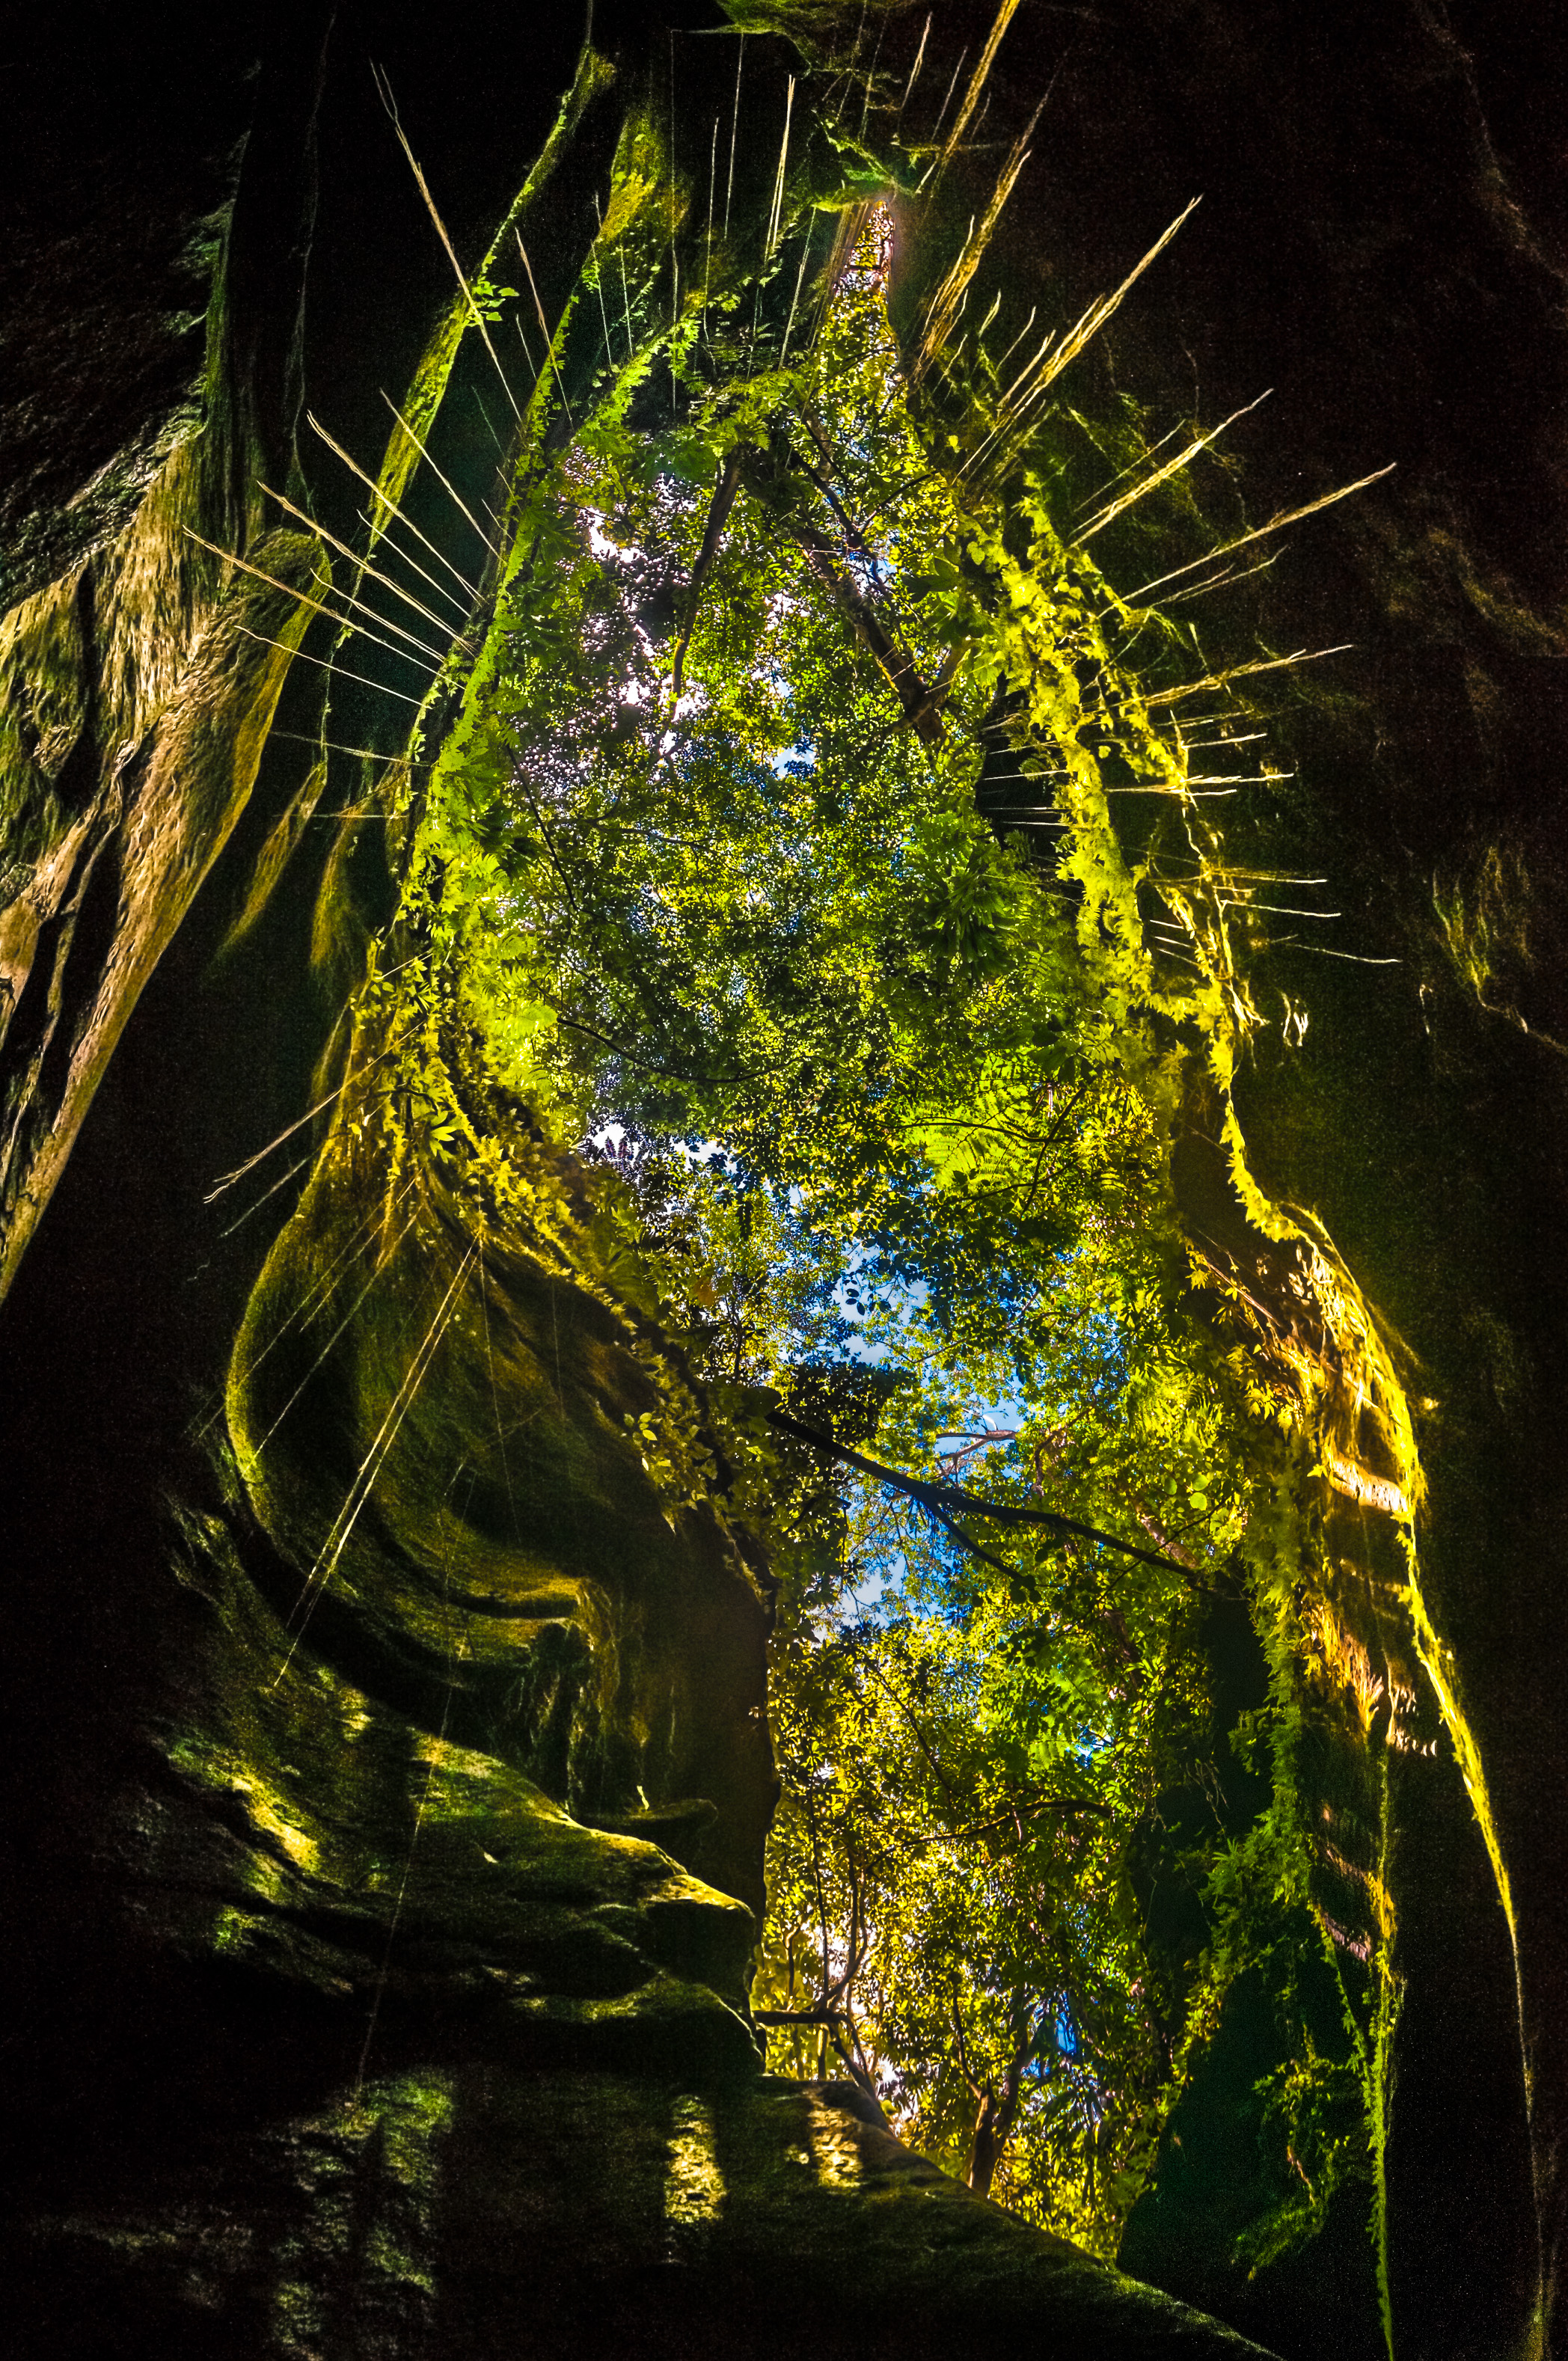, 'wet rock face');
946,10,1564,2353
4,1358,1269,2361
4,5,1562,2358
139,1489,762,2049
225,1149,780,1929
0,506,322,1300
0,19,788,2355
